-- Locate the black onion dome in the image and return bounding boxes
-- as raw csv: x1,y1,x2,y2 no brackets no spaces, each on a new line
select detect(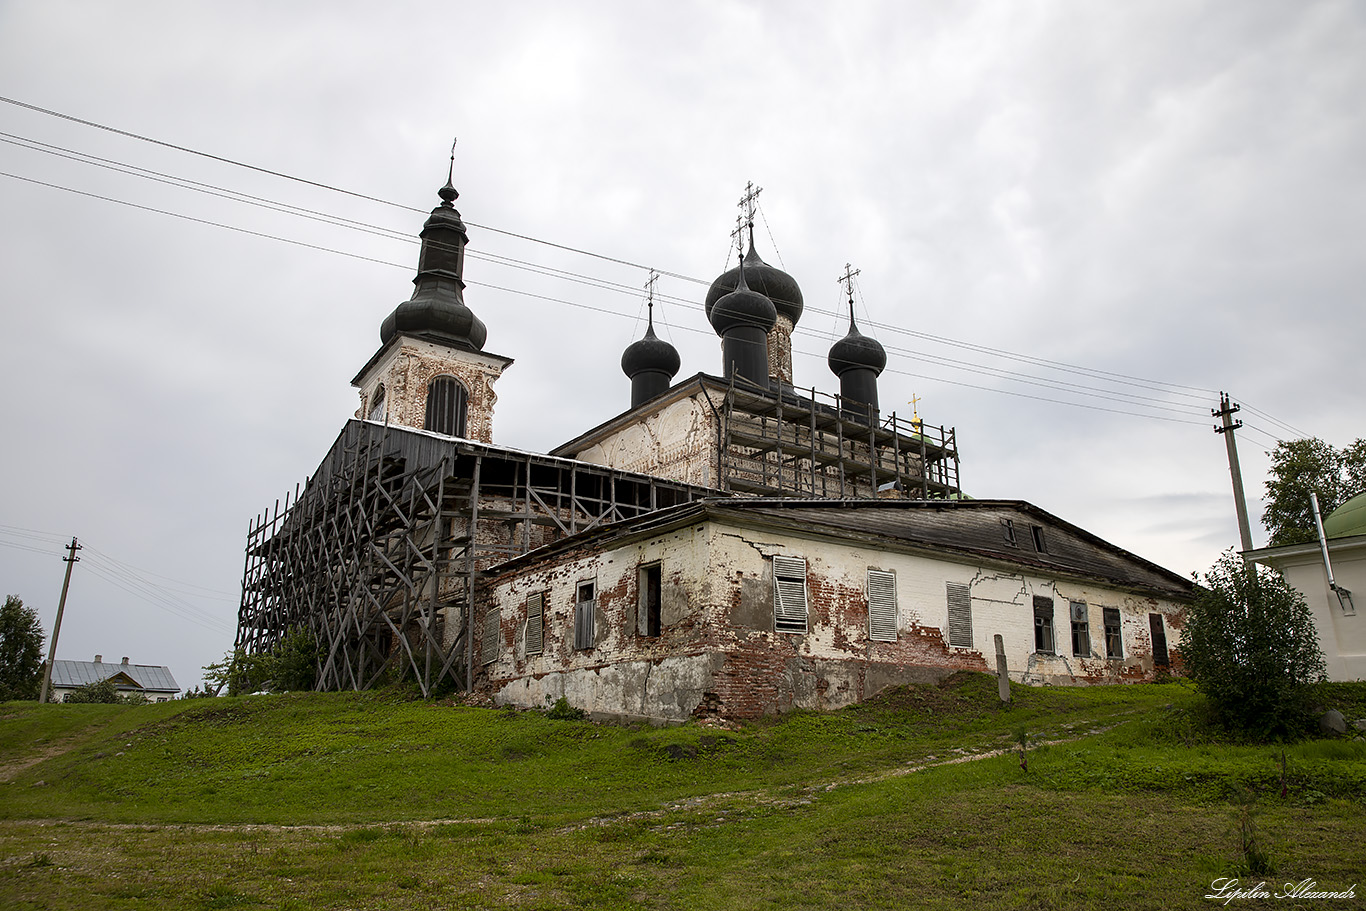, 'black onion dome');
828,313,887,376
708,260,777,336
379,179,487,350
621,319,681,379
705,242,804,325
